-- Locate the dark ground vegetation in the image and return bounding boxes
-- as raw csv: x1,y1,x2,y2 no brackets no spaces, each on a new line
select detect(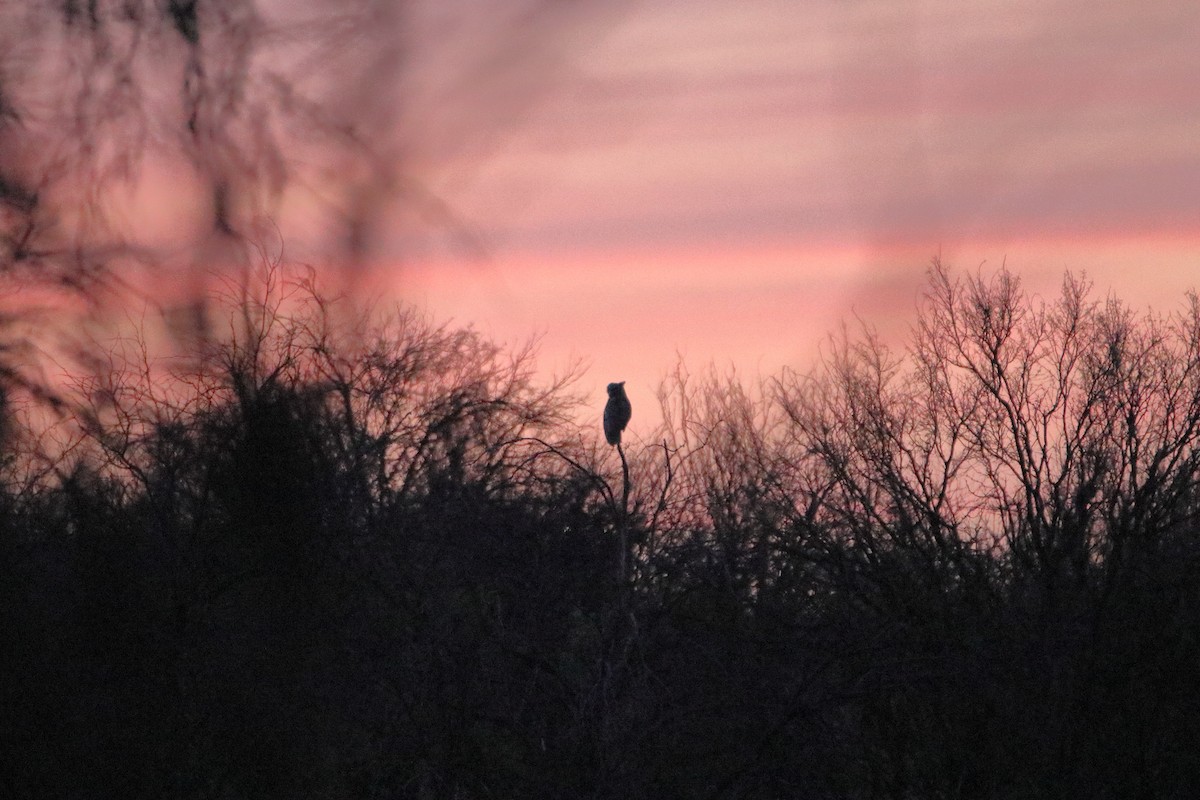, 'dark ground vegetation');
5,2,1200,795
3,261,1200,798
